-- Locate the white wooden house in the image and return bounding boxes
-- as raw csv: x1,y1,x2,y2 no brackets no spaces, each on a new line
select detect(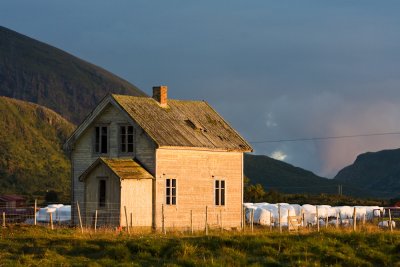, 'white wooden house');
64,86,252,230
